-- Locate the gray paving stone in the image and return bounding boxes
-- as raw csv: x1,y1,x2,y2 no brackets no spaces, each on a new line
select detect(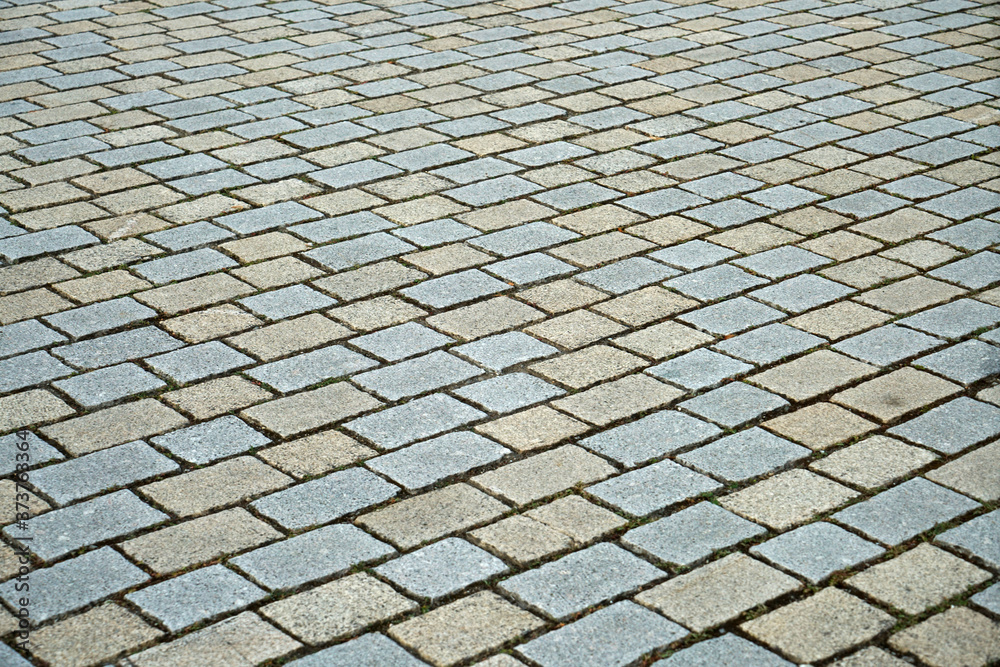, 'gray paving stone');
678,428,810,482
233,524,395,590
351,322,454,362
0,320,66,360
899,299,1000,338
452,332,557,371
134,248,237,285
665,265,768,302
654,634,793,667
579,410,721,467
400,270,509,309
751,274,855,313
468,222,579,258
649,240,738,270
916,340,1000,385
678,297,784,335
126,565,266,632
30,440,177,505
971,584,1000,616
305,232,417,272
247,346,377,393
929,219,1000,251
485,253,575,285
648,349,752,391
0,547,148,623
43,298,157,339
751,522,883,583
887,397,1000,454
0,226,99,262
0,351,73,393
832,478,980,545
4,490,166,561
833,325,943,366
51,327,184,370
0,431,62,476
288,634,428,667
146,341,254,385
151,416,270,464
680,382,789,428
354,351,482,400
499,543,663,621
518,601,686,667
252,467,398,530
238,285,336,321
375,537,506,600
938,510,1000,569
713,324,824,365
588,459,721,516
215,201,322,234
733,246,830,279
52,362,166,408
344,393,485,450
367,431,508,490
392,219,479,247
578,257,679,294
445,175,543,206
291,211,396,243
